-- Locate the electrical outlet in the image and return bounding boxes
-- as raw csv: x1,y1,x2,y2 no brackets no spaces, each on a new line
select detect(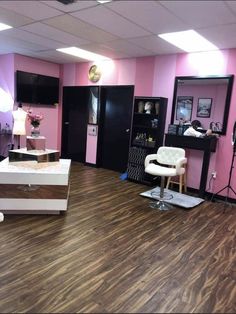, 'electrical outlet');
212,171,217,179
